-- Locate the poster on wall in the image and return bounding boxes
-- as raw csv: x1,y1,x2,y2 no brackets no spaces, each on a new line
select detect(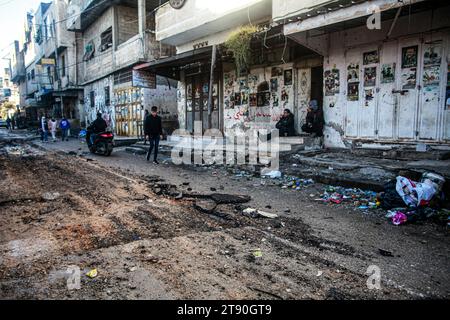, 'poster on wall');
272,93,279,107
241,92,249,105
234,92,242,106
381,63,396,83
347,83,359,101
402,46,418,68
365,89,374,101
423,66,441,87
281,89,289,102
364,67,377,87
271,67,283,77
257,92,271,107
225,95,235,109
186,100,192,112
423,42,442,67
363,50,379,65
324,69,340,96
270,78,278,92
401,67,417,89
284,69,293,85
249,93,257,107
347,63,360,83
